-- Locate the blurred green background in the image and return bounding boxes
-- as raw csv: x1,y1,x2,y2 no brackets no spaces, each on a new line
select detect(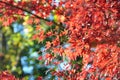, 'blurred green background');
0,16,49,80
